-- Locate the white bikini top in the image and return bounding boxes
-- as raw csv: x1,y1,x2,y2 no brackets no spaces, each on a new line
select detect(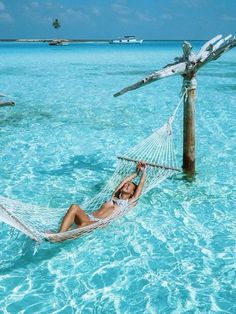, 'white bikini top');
112,198,129,208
